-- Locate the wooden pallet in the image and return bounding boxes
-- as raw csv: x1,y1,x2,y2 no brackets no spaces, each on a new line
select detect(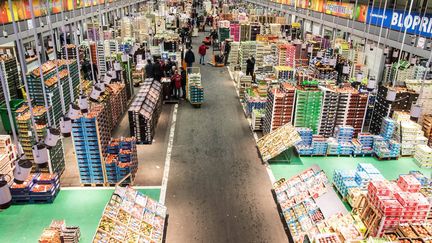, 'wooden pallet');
375,156,399,161
80,183,105,187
